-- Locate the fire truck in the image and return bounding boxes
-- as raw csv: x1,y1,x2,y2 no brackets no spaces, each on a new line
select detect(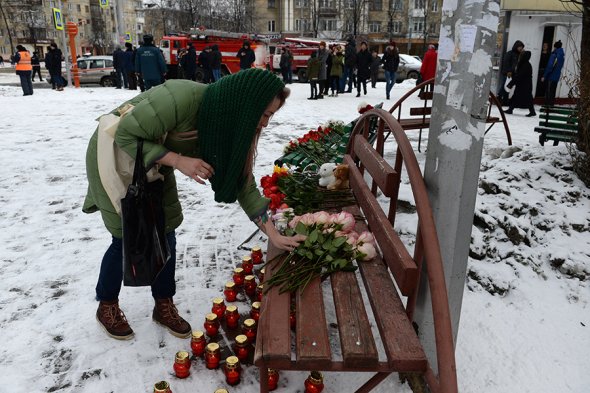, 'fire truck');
159,28,269,80
268,37,347,82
